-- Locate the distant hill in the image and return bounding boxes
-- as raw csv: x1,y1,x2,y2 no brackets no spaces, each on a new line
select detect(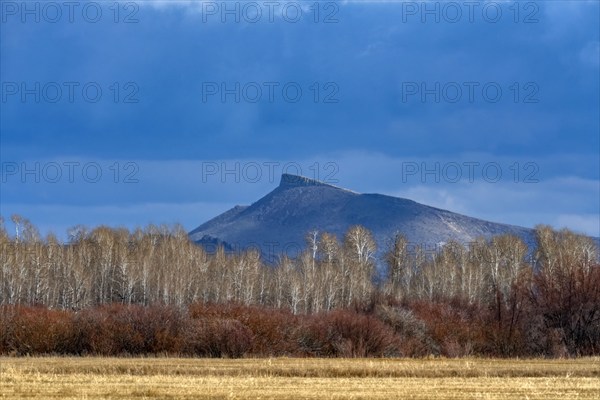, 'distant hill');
189,174,538,262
